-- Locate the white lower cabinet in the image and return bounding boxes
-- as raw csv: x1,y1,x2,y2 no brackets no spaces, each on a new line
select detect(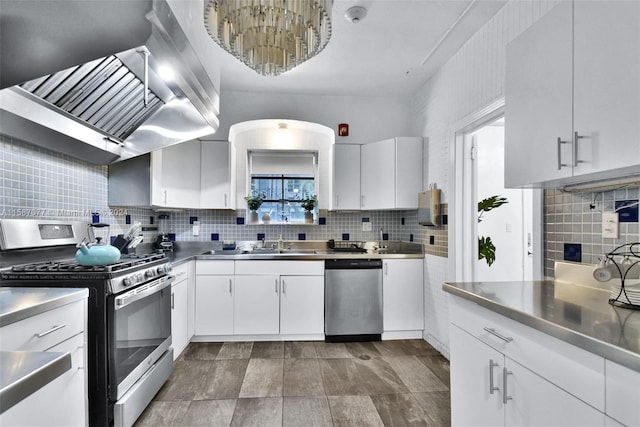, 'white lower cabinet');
195,260,324,338
234,274,280,335
280,275,324,335
450,296,606,427
605,359,640,427
382,259,423,333
195,261,234,336
171,277,188,360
